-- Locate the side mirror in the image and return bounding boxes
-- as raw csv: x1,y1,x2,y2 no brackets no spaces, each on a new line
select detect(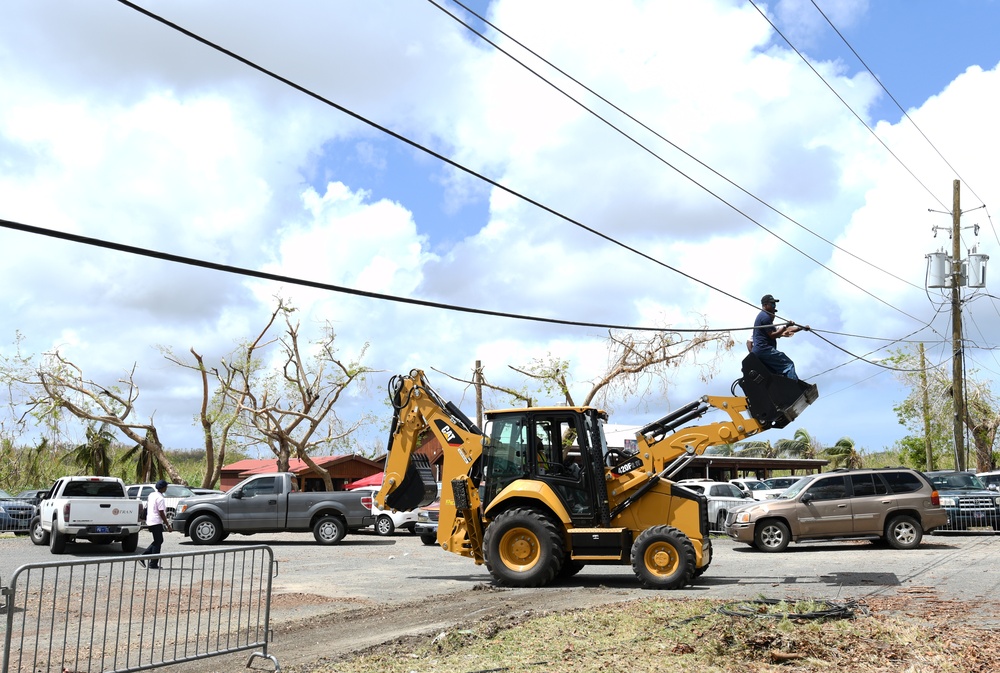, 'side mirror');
800,492,813,504
231,490,243,499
